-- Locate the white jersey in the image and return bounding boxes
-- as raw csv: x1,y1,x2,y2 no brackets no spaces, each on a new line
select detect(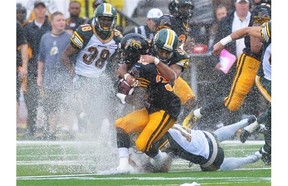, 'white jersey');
75,35,118,78
70,24,122,78
167,124,210,159
262,43,271,81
